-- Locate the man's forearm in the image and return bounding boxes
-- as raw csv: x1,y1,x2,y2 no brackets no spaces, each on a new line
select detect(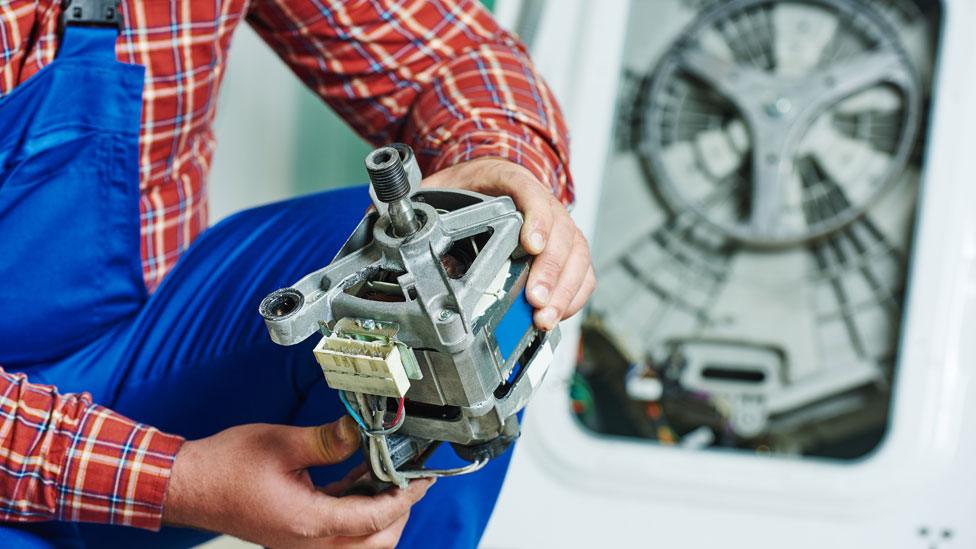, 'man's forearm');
0,368,182,529
399,35,573,205
247,0,573,204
